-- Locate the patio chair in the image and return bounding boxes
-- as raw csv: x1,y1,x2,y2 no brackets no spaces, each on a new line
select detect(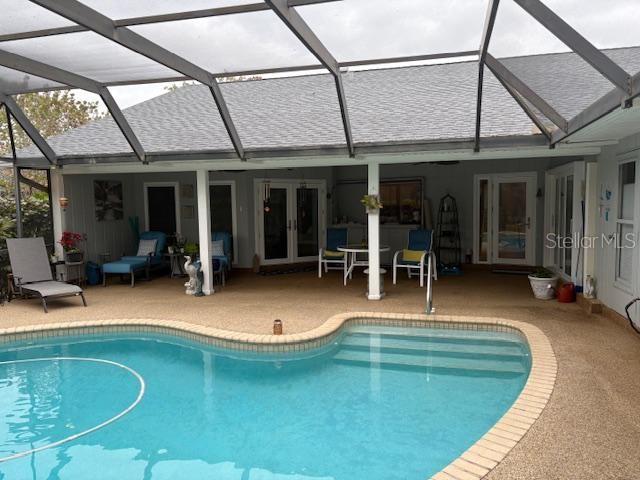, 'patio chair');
318,227,348,278
6,237,87,313
392,229,438,287
211,231,232,286
102,231,166,287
